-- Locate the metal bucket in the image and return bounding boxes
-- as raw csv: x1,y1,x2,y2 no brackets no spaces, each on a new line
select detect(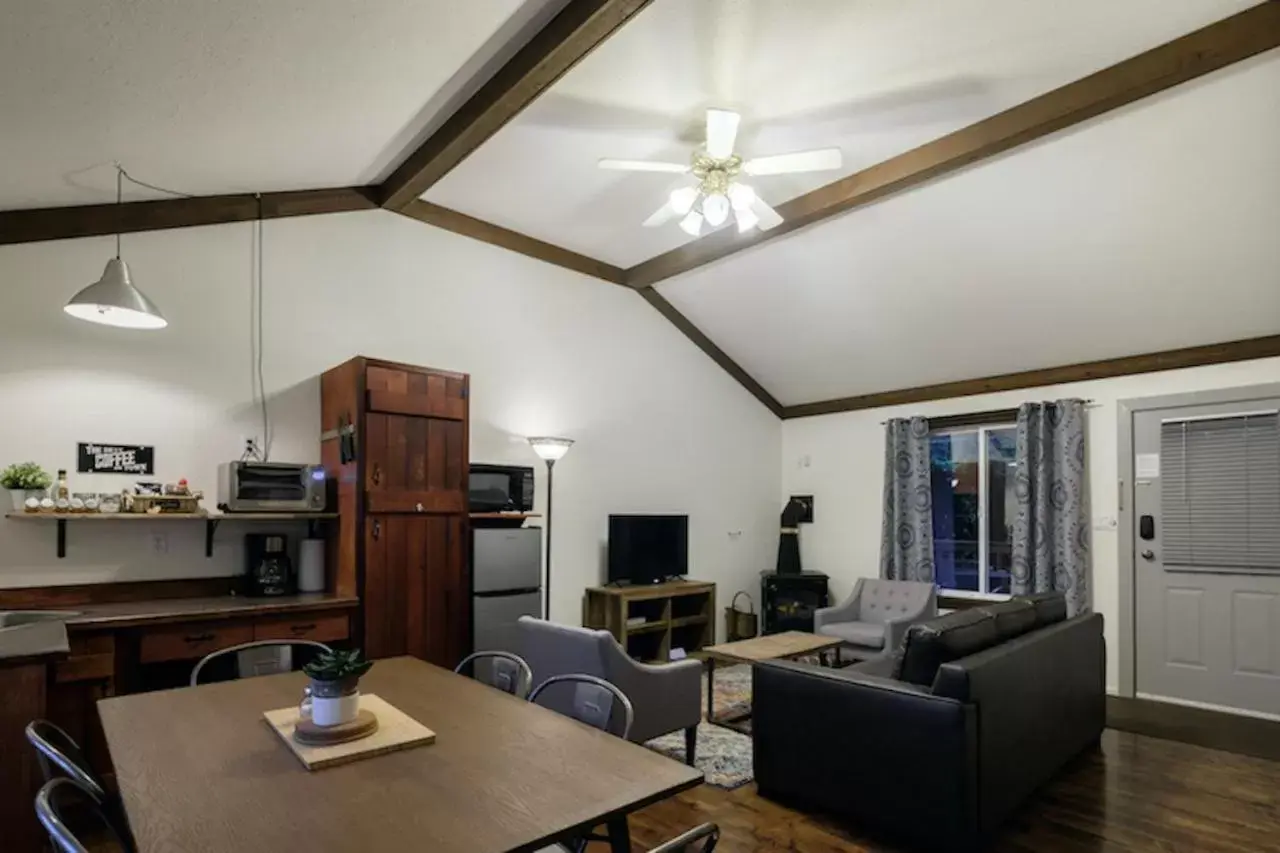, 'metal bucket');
725,591,759,641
